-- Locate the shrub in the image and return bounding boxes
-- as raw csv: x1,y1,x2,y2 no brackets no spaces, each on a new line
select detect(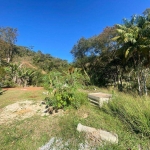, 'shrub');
43,70,89,110
45,86,87,110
